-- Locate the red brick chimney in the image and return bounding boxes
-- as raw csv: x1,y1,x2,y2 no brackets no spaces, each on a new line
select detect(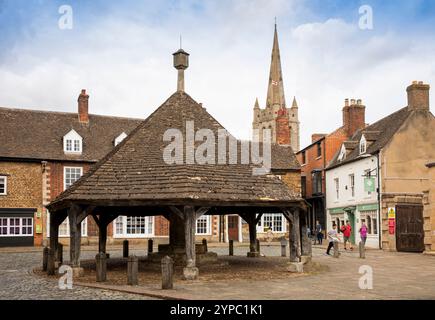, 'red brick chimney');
343,98,365,137
407,81,430,111
276,107,291,145
78,89,89,123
